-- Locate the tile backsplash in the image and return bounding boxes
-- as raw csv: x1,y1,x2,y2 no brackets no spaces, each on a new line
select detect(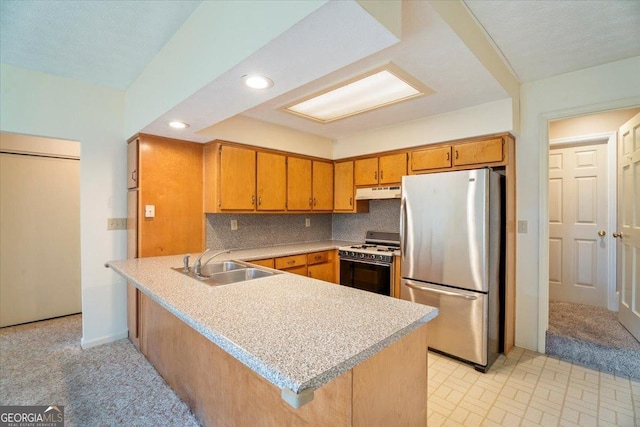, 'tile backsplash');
206,214,332,250
205,199,401,249
331,199,401,241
